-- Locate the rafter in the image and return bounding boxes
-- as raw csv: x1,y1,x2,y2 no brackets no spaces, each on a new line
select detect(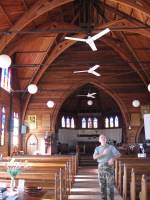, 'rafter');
111,0,150,18
0,3,13,26
20,0,28,10
0,0,73,53
99,1,149,26
22,29,148,121
120,31,149,83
